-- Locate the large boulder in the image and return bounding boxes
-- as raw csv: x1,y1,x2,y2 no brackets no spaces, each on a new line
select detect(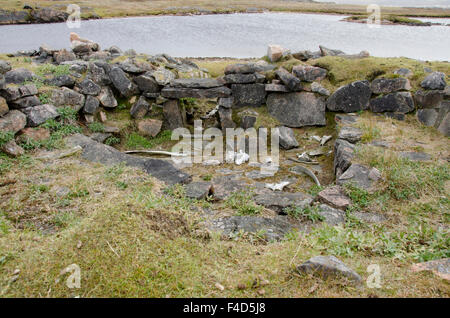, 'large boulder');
83,95,100,114
21,104,59,127
4,68,35,84
45,75,75,88
161,86,231,99
51,87,85,111
30,8,68,23
326,81,372,112
0,60,12,74
317,186,352,210
163,99,186,130
77,78,101,96
169,78,224,89
134,72,160,93
231,84,266,107
369,92,415,113
421,72,446,90
87,62,111,86
267,92,326,127
224,73,257,84
224,62,274,75
0,110,27,133
218,106,236,130
70,32,100,55
10,96,41,109
371,77,411,94
267,44,284,62
130,96,150,119
319,45,346,56
338,126,363,144
414,90,445,109
292,65,327,82
137,119,163,137
109,67,139,98
337,164,381,191
275,68,302,92
150,67,175,86
54,49,76,64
